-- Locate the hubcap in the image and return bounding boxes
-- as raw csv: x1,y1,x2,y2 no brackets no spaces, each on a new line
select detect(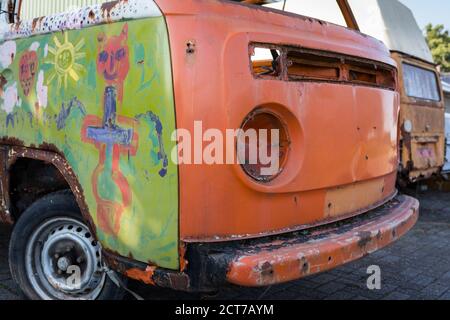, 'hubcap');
25,217,106,300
